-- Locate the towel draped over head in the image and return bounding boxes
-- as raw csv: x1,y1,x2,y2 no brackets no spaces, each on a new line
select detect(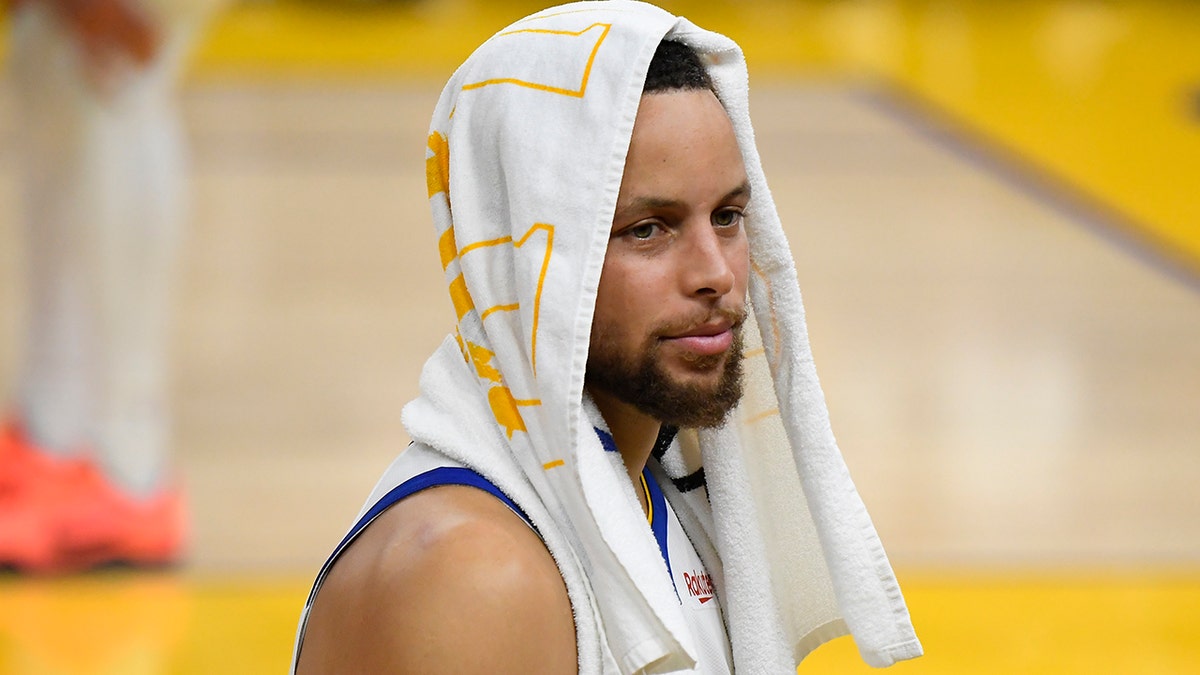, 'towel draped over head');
402,1,922,672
